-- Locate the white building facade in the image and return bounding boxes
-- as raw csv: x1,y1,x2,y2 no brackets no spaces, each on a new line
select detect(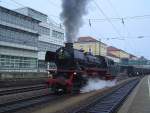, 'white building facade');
0,6,64,75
